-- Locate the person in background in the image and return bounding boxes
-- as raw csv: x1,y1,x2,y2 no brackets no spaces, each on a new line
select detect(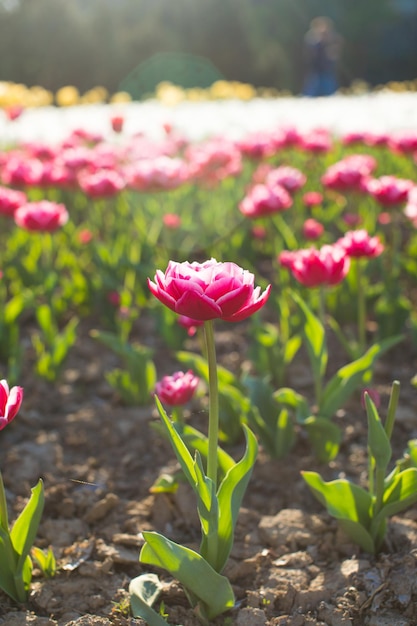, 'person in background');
302,16,343,97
